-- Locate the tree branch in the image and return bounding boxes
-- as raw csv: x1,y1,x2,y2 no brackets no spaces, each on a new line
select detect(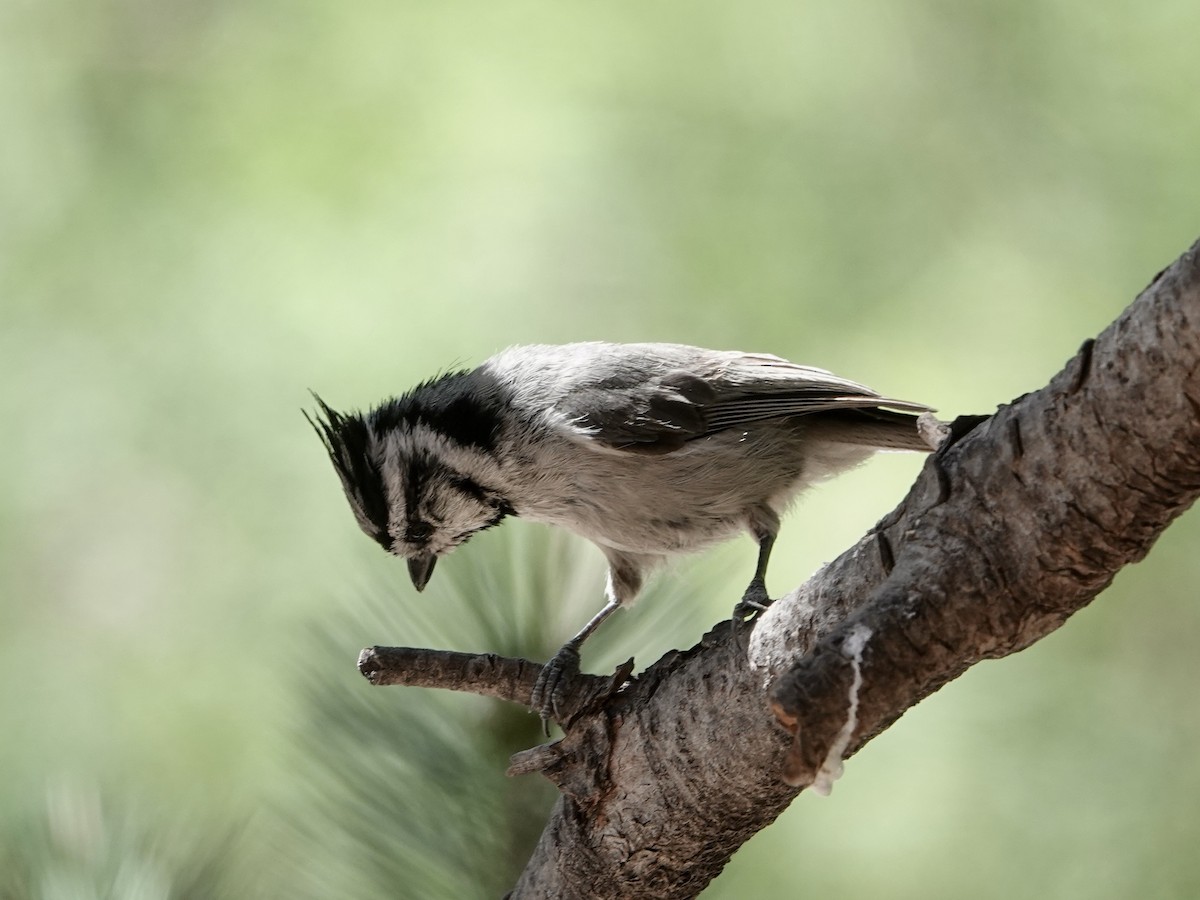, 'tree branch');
357,645,635,737
763,248,1200,789
359,238,1200,899
359,646,547,703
